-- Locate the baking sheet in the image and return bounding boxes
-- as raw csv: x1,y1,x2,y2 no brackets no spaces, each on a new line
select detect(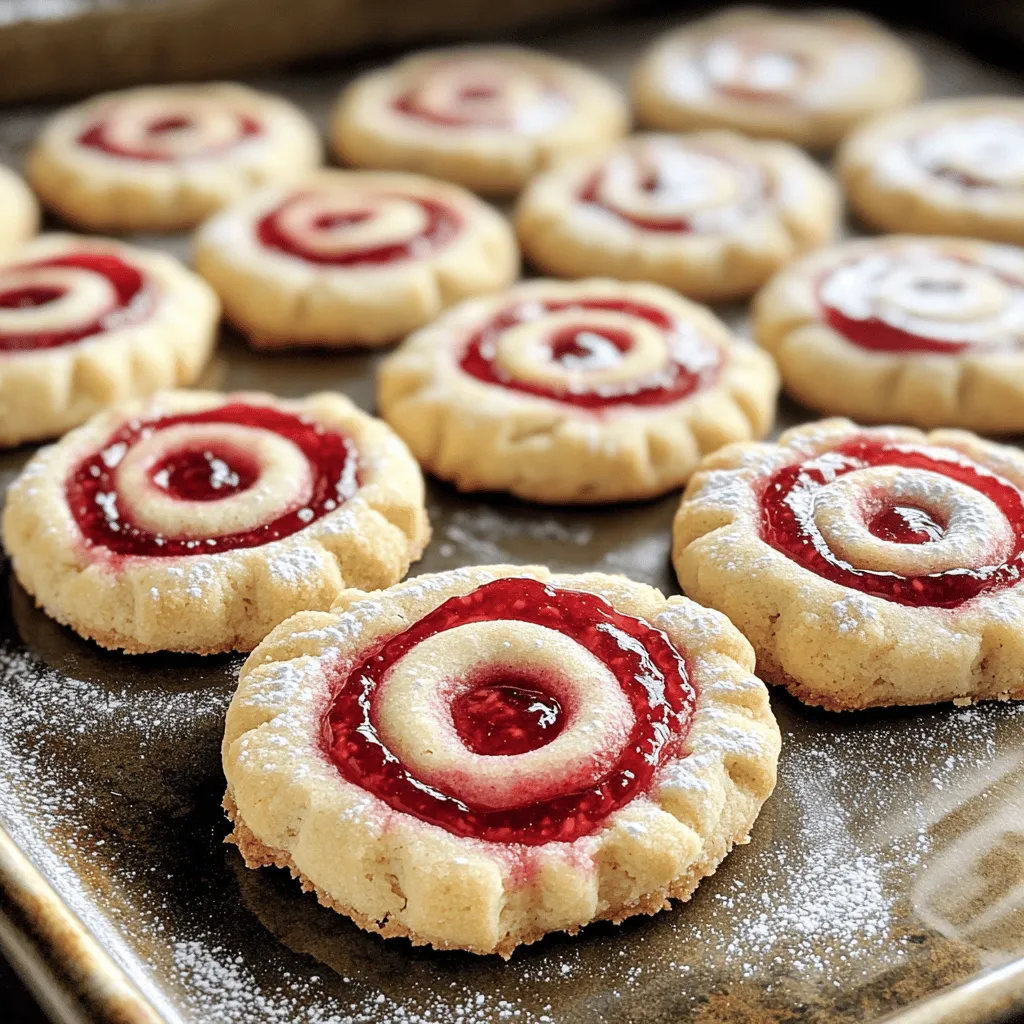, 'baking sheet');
2,13,1024,1023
